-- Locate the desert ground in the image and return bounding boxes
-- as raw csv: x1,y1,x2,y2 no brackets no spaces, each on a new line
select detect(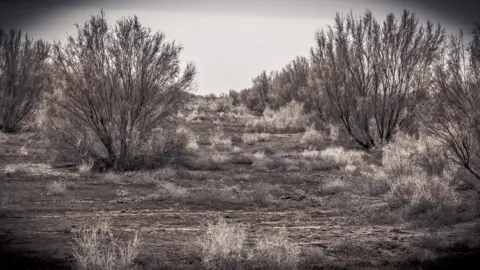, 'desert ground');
1,97,480,270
